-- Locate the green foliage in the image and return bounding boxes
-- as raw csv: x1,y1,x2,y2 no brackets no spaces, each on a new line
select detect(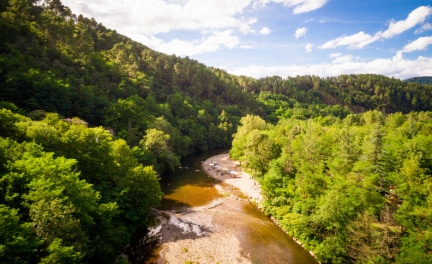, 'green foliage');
40,238,83,264
0,110,162,263
116,165,163,227
252,111,432,263
139,128,180,174
0,204,42,264
405,76,432,85
230,114,267,161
